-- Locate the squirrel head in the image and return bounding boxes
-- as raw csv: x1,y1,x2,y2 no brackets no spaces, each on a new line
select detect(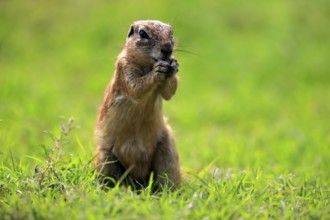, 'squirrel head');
124,20,175,67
